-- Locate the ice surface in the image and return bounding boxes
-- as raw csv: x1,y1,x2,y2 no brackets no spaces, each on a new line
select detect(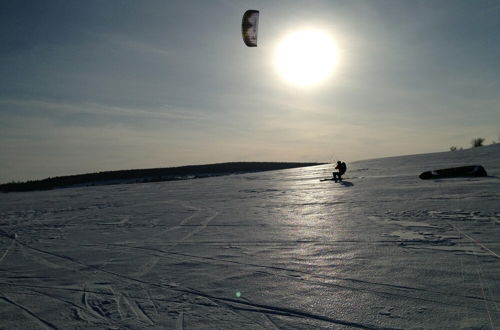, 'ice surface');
1,145,499,329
